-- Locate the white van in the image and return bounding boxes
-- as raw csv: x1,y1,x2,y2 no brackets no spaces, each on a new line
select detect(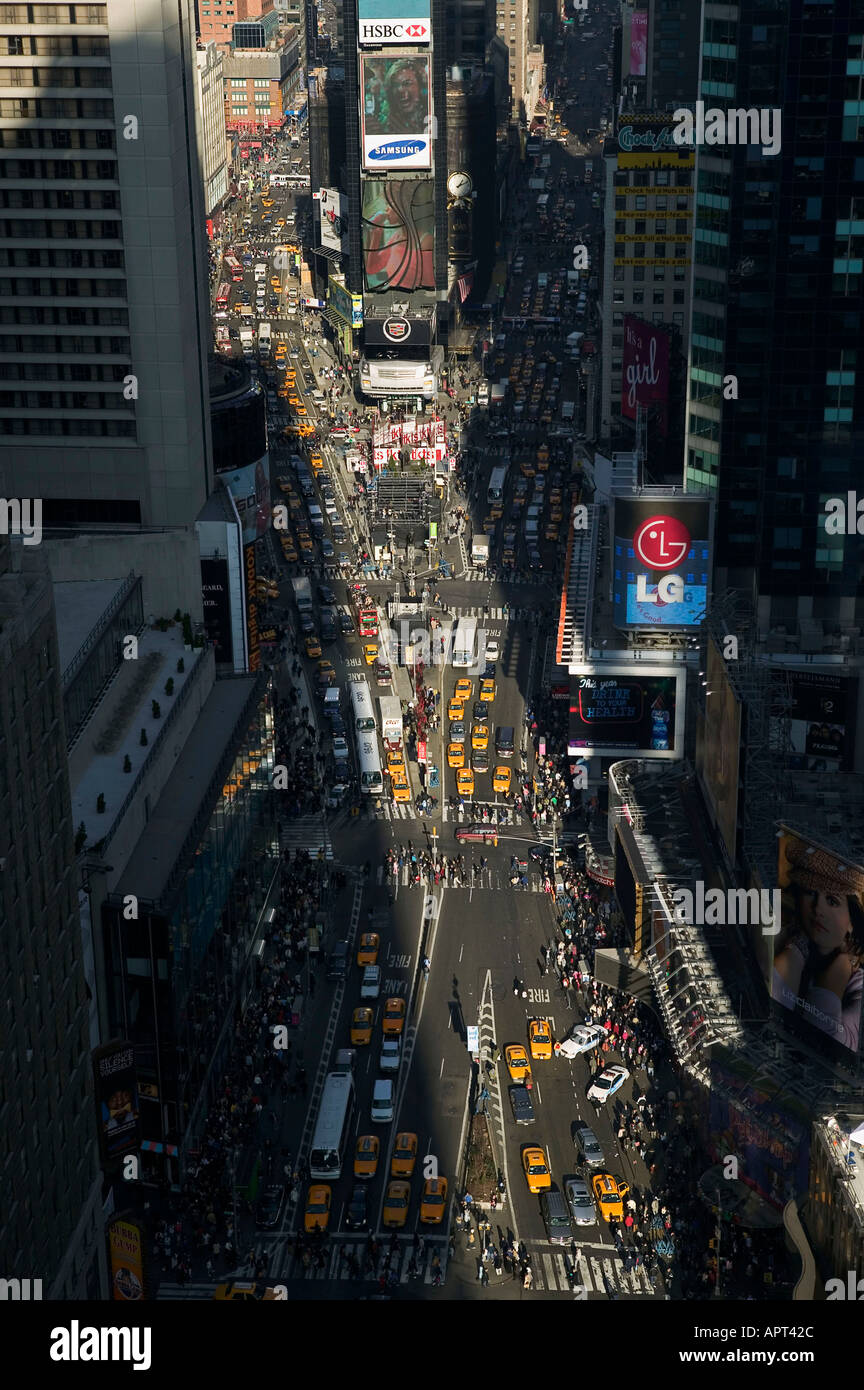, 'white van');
371,1078,394,1123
